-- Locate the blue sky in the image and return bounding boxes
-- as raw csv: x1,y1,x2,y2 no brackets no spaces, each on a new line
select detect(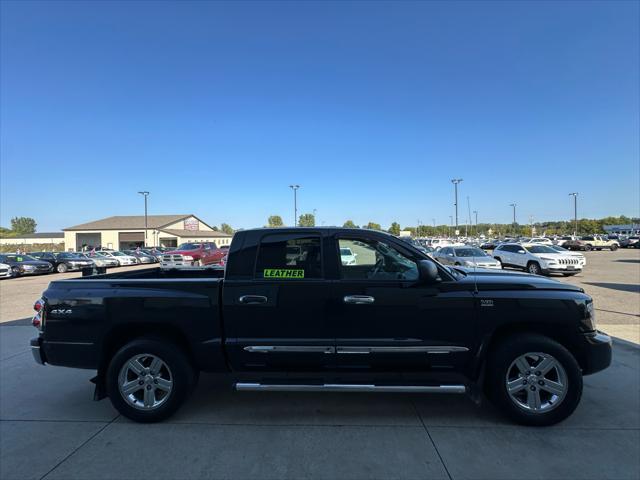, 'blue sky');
1,0,638,231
